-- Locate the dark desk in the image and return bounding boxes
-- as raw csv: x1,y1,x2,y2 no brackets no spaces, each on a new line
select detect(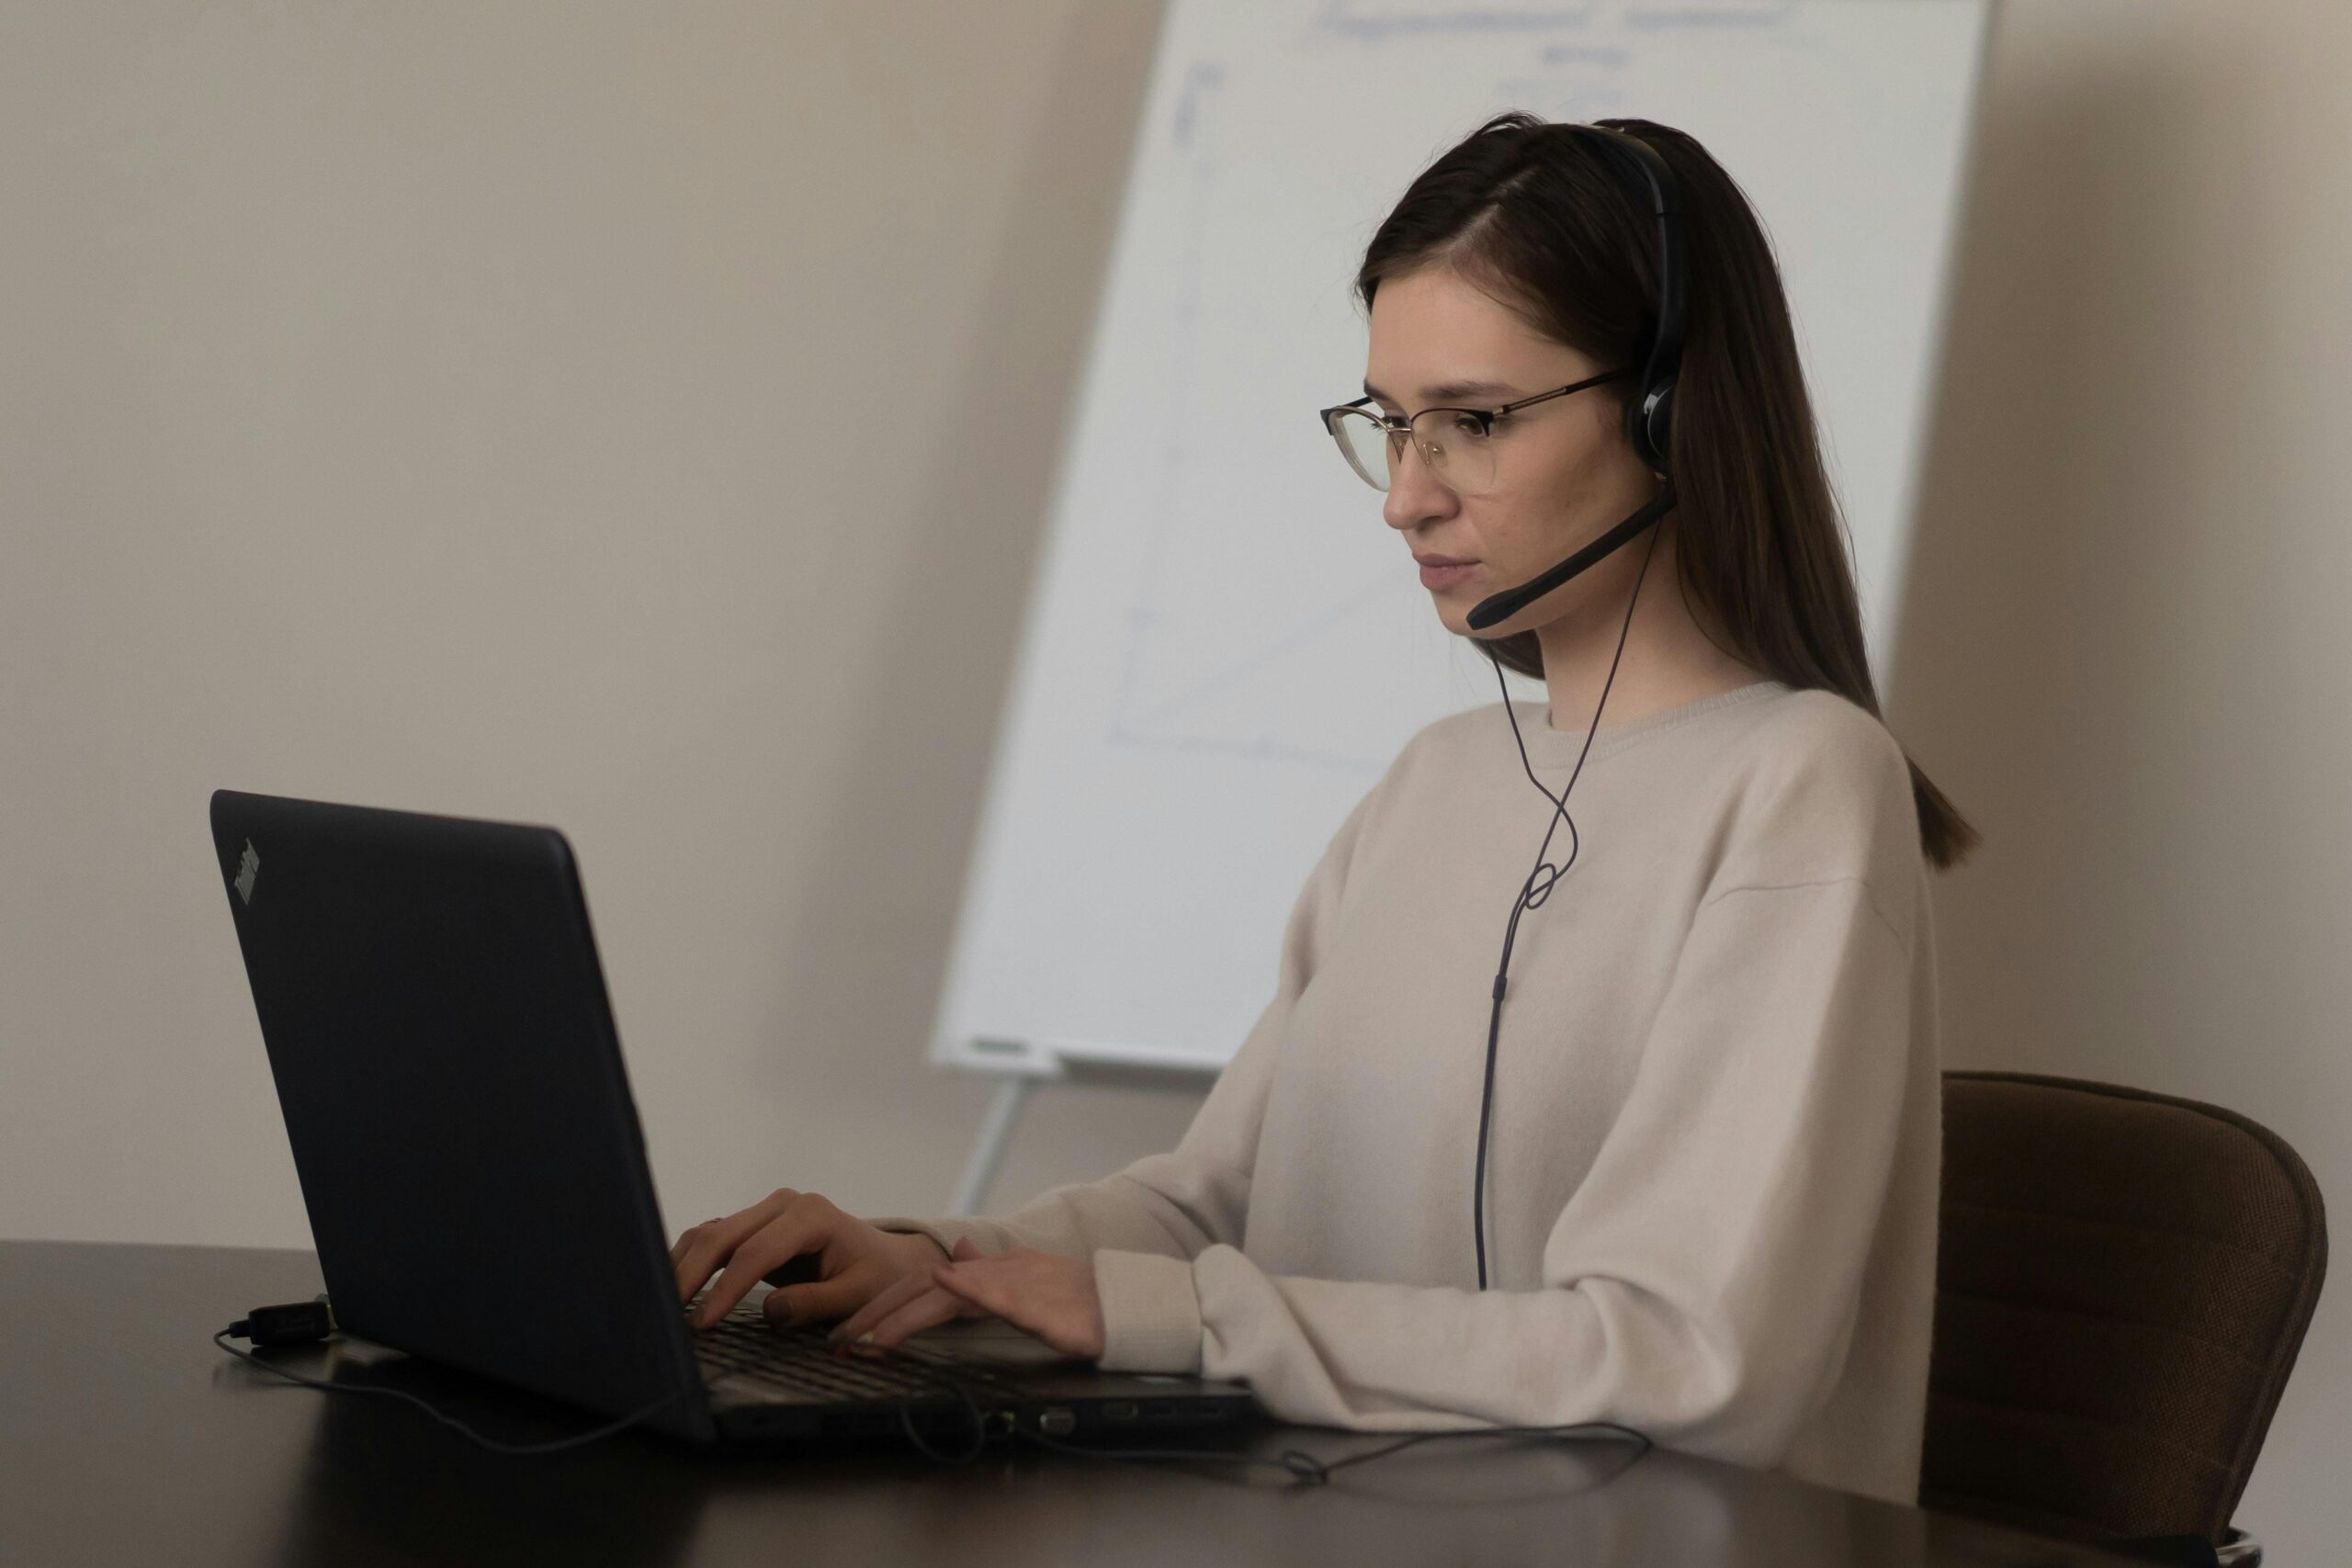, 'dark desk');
2,1241,2143,1567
